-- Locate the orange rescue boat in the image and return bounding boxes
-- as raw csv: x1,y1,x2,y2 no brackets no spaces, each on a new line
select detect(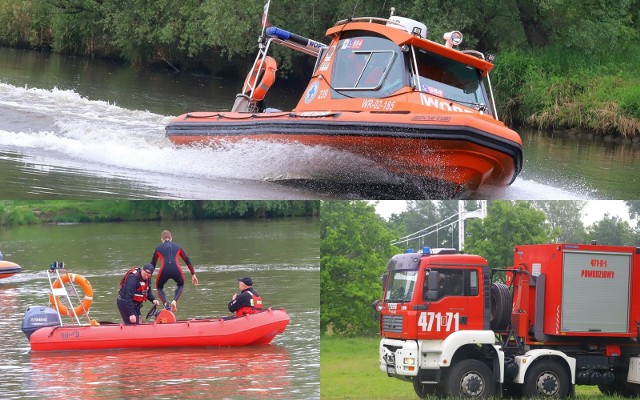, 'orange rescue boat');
0,260,21,279
21,265,289,351
166,3,522,198
23,306,290,352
